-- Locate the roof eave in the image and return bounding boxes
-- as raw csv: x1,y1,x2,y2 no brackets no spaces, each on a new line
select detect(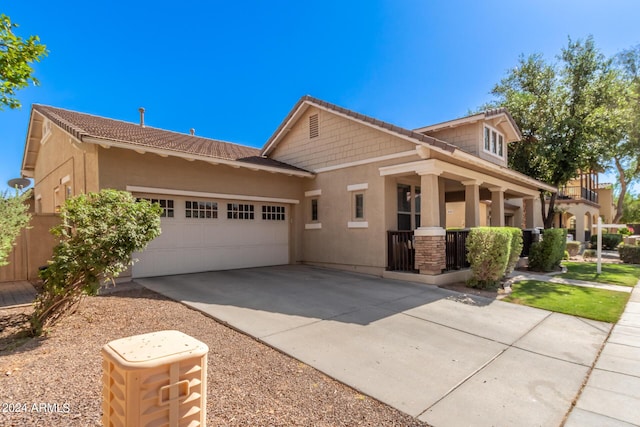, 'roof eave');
83,136,314,178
